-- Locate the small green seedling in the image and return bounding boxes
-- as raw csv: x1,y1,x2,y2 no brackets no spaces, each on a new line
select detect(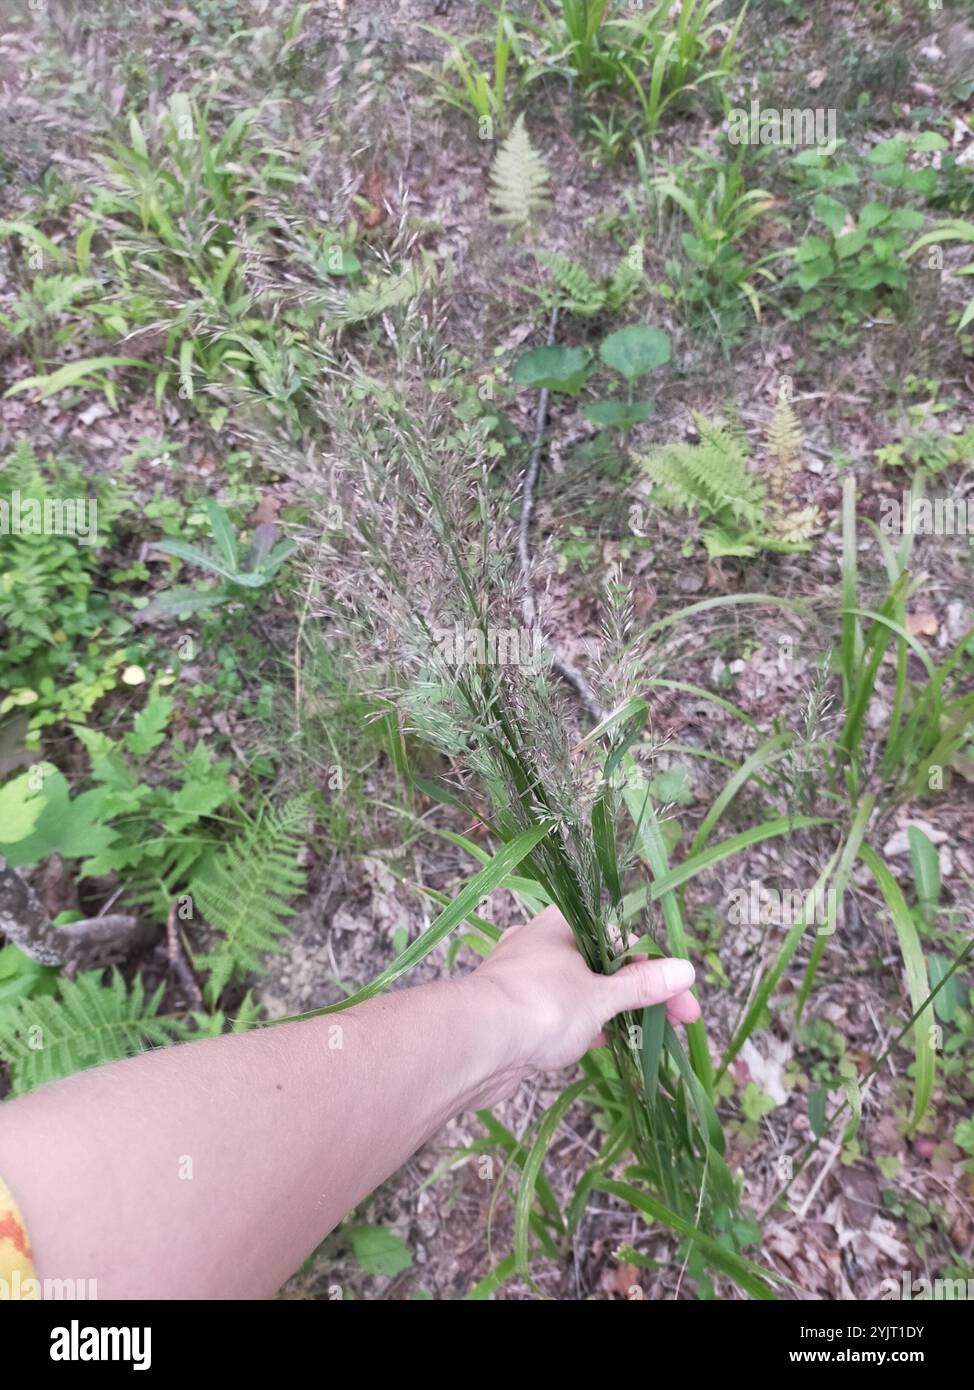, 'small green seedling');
142,499,296,618
512,323,671,431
